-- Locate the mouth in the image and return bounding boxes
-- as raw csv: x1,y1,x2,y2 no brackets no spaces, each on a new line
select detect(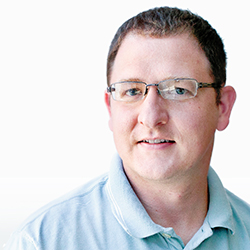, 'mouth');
138,139,175,144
